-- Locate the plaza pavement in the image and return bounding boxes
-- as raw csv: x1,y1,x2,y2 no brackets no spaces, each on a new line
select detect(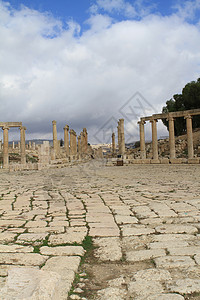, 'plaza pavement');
0,161,200,299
